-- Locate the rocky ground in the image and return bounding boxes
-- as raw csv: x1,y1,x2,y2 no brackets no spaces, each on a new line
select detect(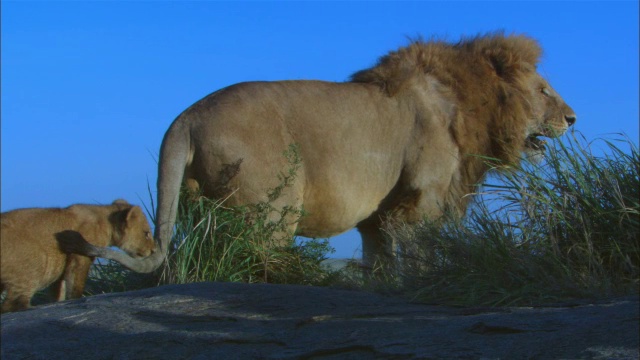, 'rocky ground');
1,282,638,359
